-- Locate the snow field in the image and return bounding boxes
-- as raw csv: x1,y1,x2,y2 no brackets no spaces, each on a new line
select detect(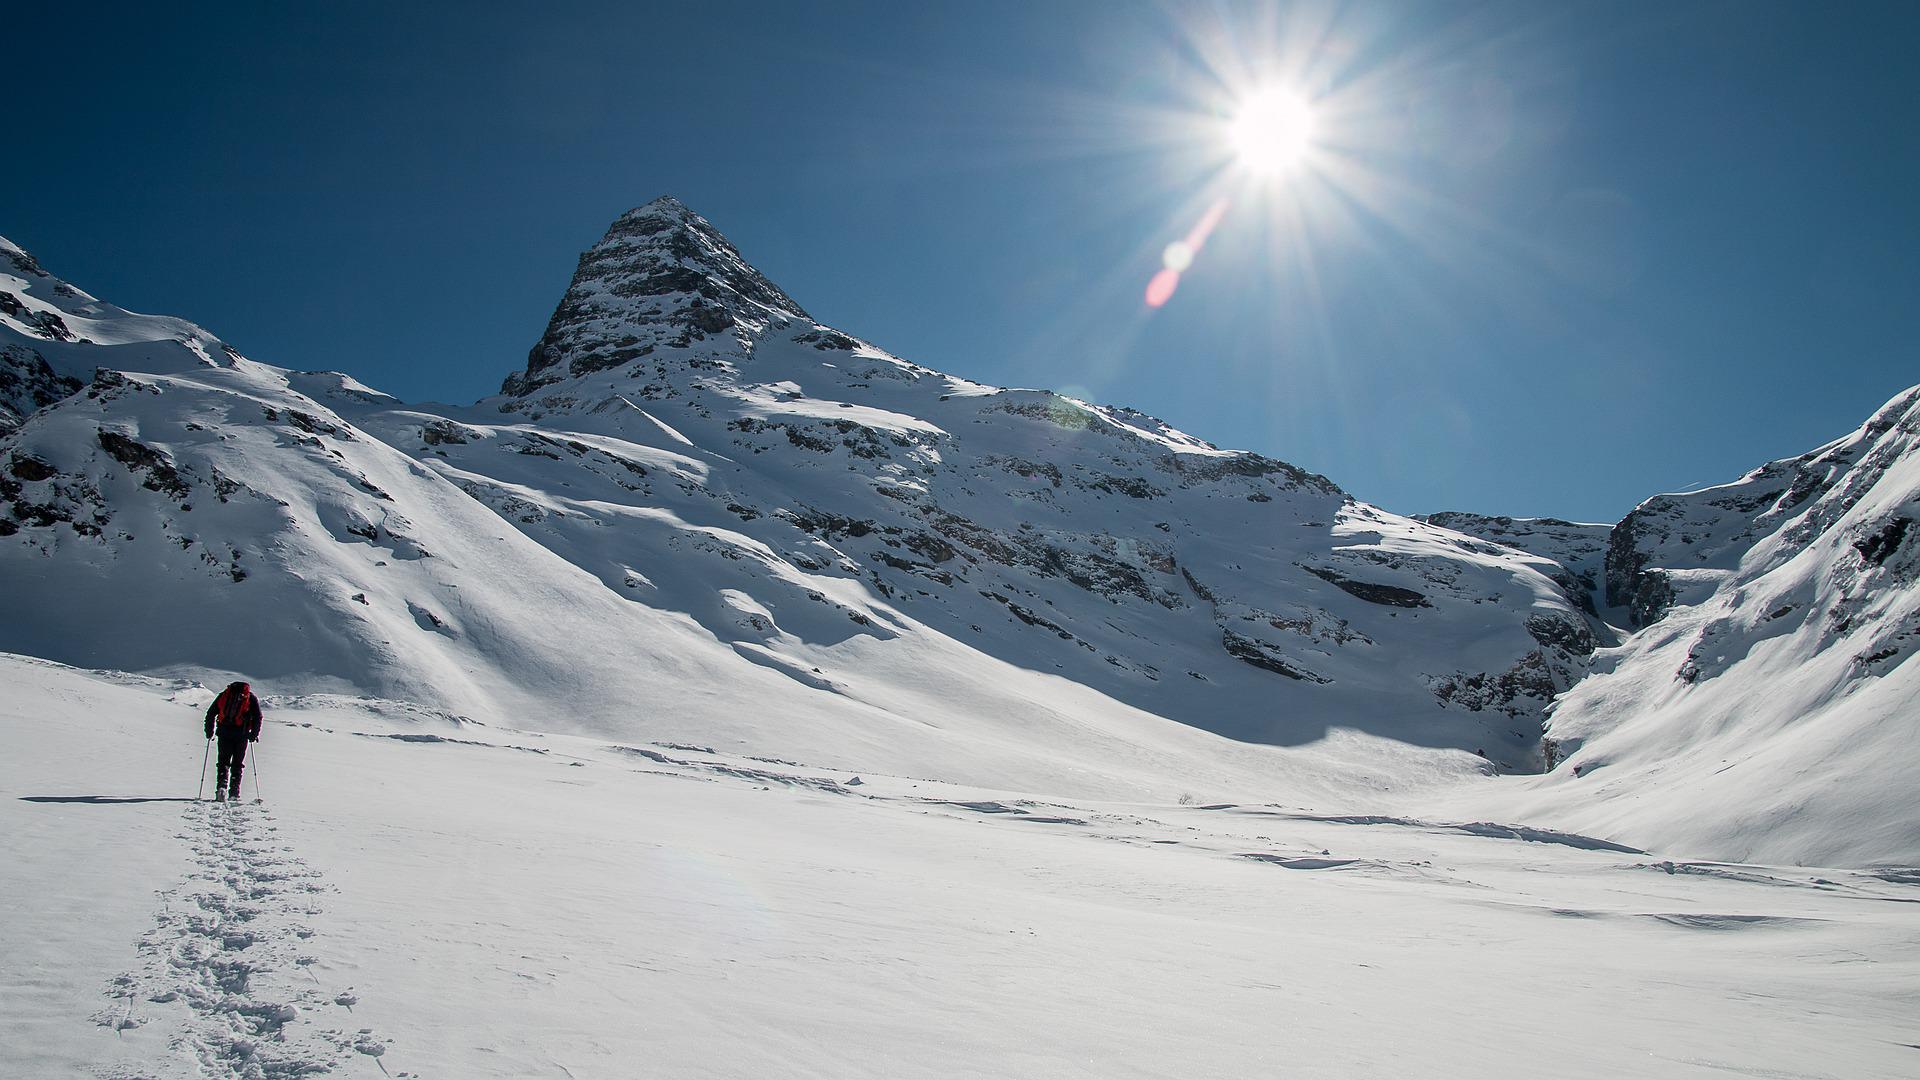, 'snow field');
5,655,1917,1079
